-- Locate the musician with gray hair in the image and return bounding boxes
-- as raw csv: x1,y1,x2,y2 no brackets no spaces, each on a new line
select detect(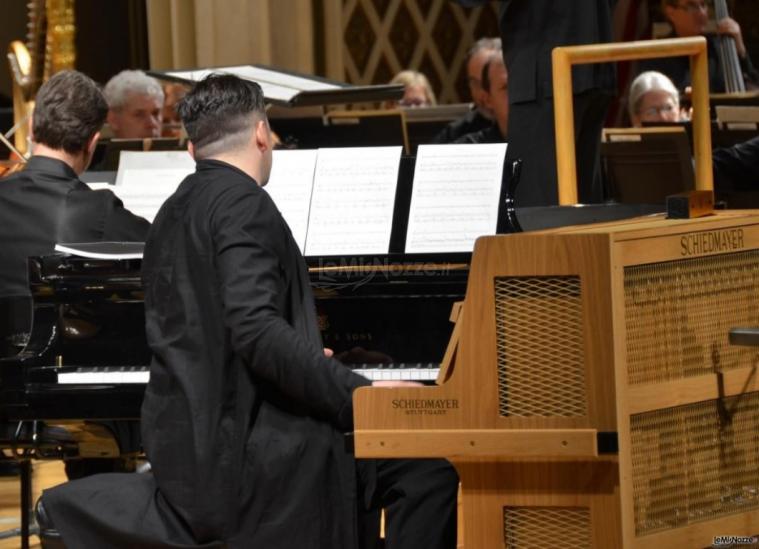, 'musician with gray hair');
628,71,683,127
432,36,502,143
103,69,164,138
